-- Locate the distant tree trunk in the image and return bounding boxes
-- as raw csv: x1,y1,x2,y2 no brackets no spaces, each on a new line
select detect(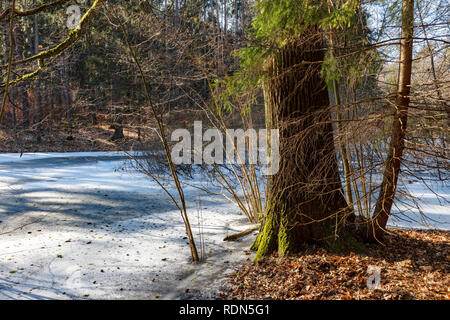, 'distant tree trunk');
49,89,55,126
234,0,239,37
63,51,72,121
215,0,222,75
10,80,16,130
370,0,414,241
33,9,42,143
24,14,37,128
241,0,247,35
223,0,227,36
174,0,179,28
34,84,42,142
13,17,29,128
57,71,64,122
10,22,18,130
253,29,349,261
21,84,30,127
